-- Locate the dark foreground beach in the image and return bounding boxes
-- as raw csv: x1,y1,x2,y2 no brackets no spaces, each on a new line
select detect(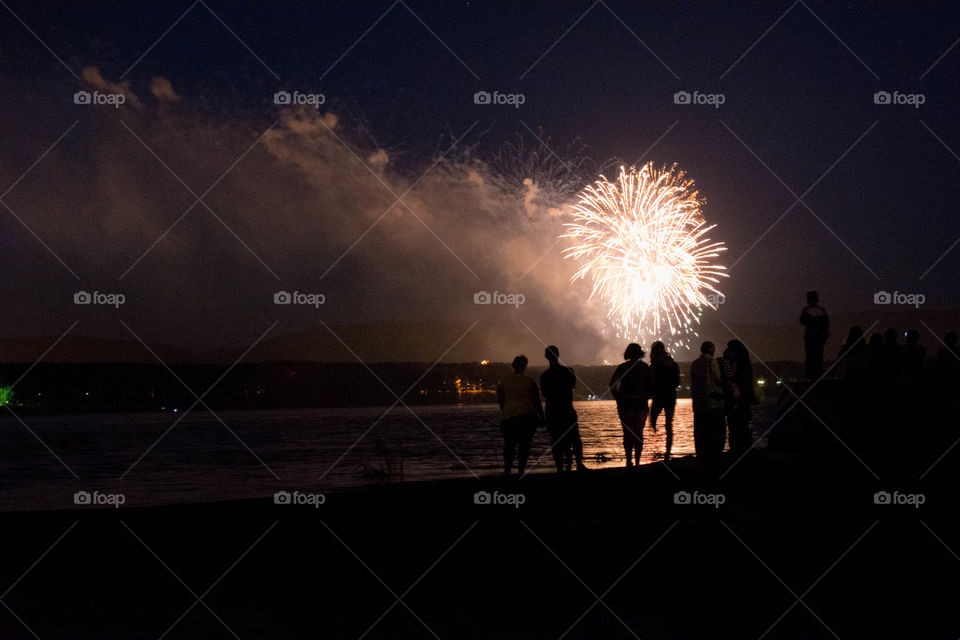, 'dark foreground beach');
3,441,960,639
